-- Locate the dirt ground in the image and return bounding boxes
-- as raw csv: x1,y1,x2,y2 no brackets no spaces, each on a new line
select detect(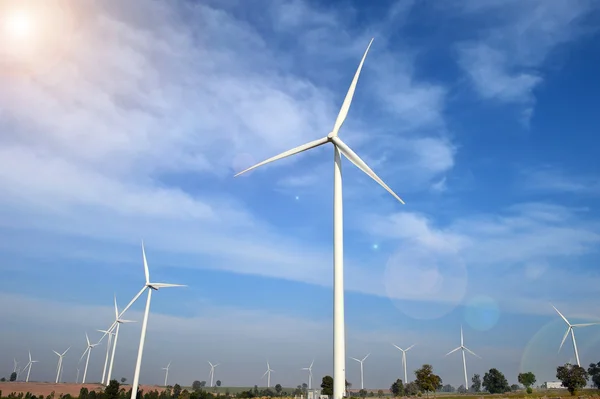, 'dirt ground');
0,382,165,397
